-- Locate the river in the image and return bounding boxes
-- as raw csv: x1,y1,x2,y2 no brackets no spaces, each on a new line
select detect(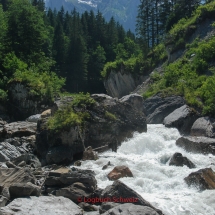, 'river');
79,124,215,215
